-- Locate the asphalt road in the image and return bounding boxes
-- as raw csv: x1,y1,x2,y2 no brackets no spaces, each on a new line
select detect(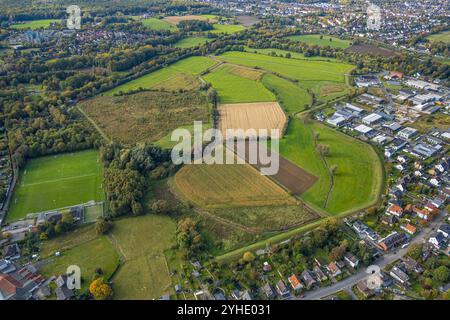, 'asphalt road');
298,210,447,300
